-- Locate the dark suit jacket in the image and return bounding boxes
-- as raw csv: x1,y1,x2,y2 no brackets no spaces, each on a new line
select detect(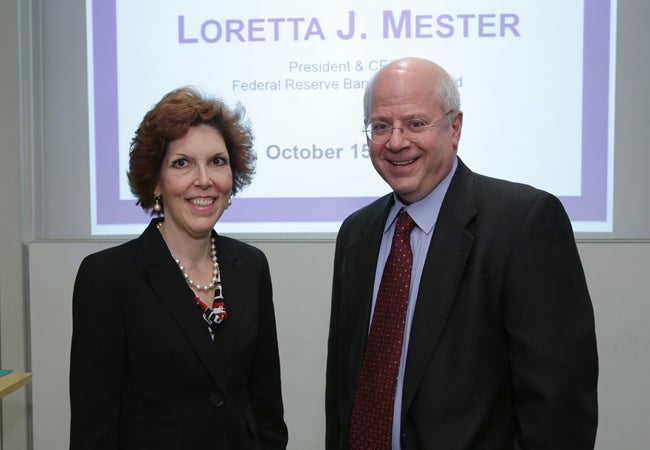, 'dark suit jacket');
70,219,287,450
326,159,598,449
